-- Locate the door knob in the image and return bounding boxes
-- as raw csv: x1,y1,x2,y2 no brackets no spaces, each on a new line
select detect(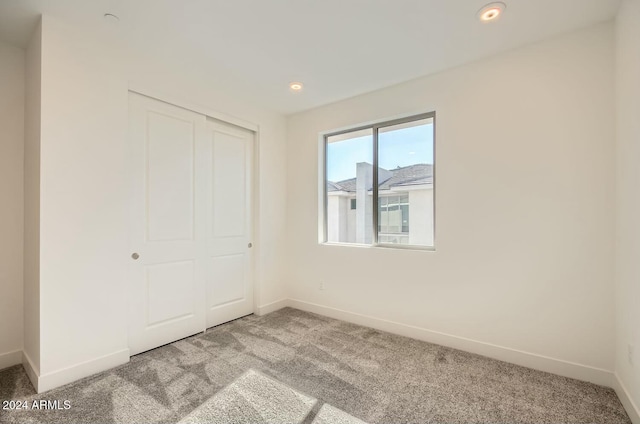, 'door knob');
248,243,252,248
131,252,140,260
